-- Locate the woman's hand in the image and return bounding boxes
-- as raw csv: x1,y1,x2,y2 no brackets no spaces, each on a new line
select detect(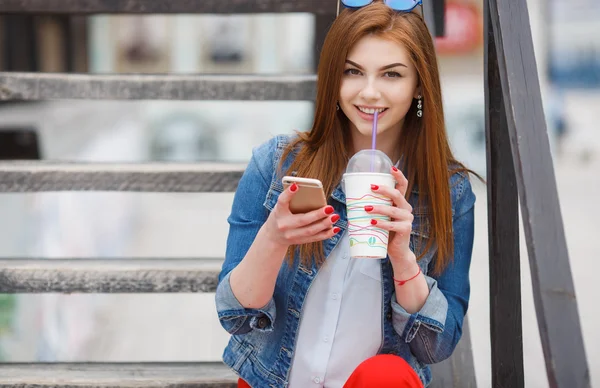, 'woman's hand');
263,183,341,247
365,166,416,267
